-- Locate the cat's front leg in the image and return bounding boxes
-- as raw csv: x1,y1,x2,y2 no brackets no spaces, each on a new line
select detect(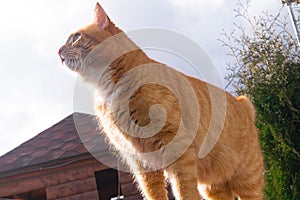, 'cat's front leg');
166,146,202,200
133,169,168,200
122,152,168,199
